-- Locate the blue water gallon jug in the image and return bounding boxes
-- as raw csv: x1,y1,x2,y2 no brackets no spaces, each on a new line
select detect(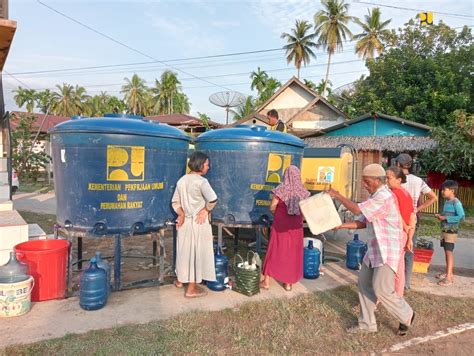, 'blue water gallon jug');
94,252,112,295
80,257,108,311
346,234,368,270
304,240,321,279
206,247,229,291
